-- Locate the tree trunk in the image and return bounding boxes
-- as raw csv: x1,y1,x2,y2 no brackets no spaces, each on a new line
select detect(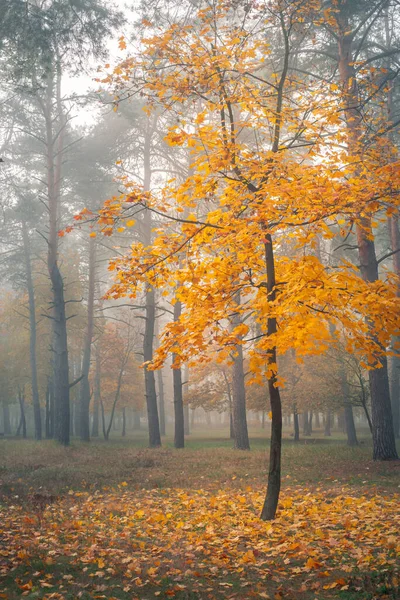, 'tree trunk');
43,67,70,446
231,293,250,450
324,410,331,436
17,390,27,439
122,407,126,437
389,215,400,438
144,285,161,447
22,219,42,440
79,236,96,441
105,345,131,440
100,396,107,440
142,121,161,448
337,10,398,460
303,410,310,436
261,234,282,521
340,360,358,446
92,342,101,437
157,368,166,436
173,299,185,449
293,406,300,442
